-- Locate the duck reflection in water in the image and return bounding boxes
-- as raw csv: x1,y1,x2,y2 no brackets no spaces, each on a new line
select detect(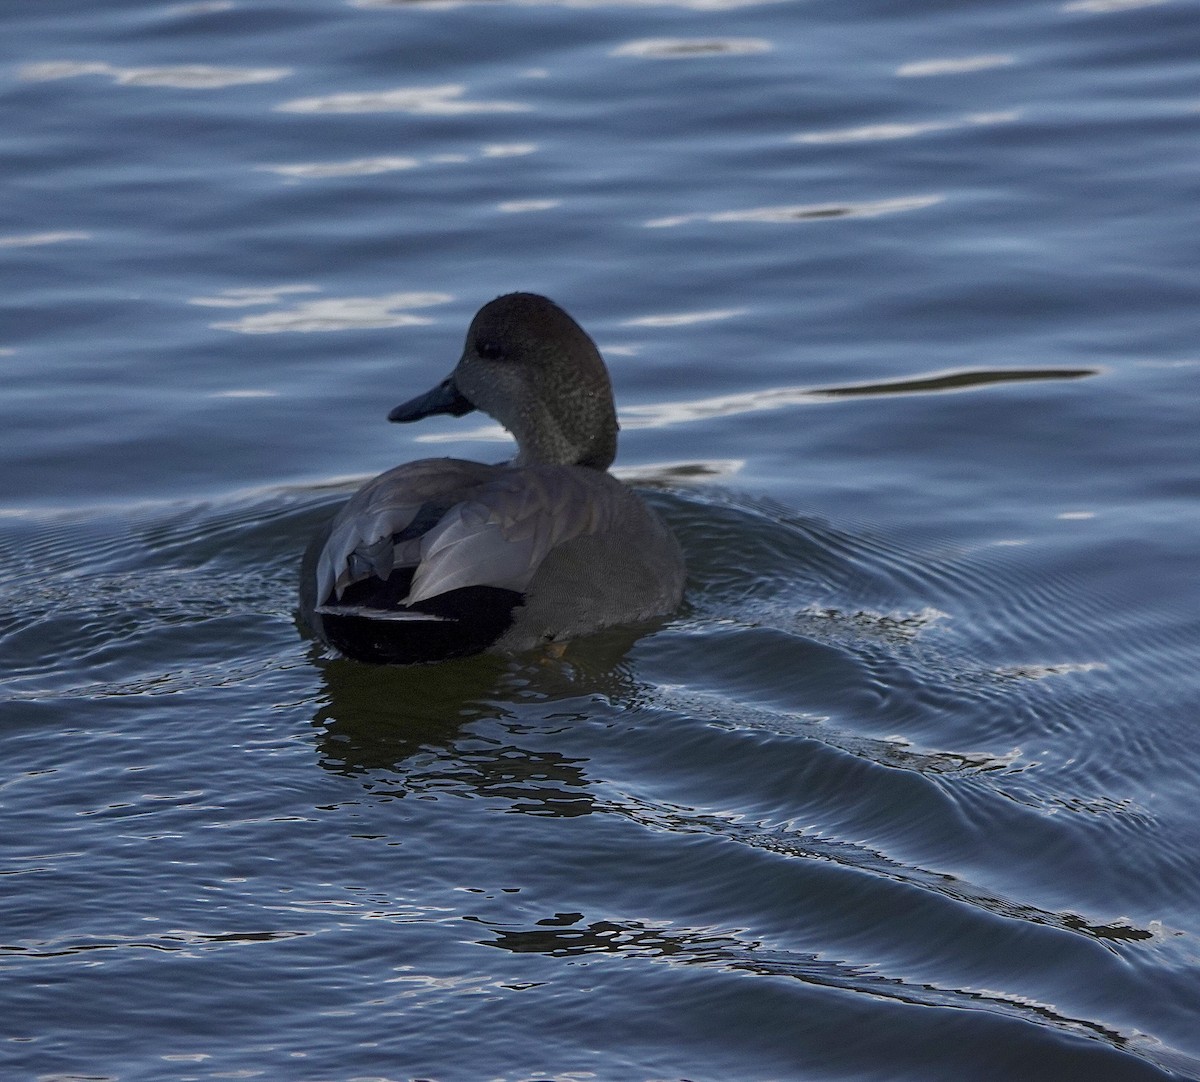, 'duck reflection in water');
308,640,644,813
